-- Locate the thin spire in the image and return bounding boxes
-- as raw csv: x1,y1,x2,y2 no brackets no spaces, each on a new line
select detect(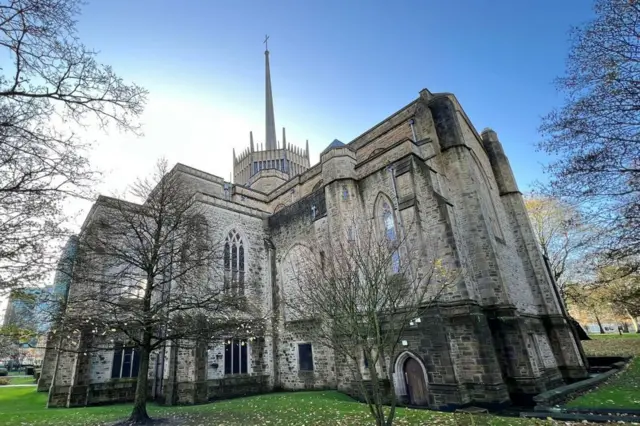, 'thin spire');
264,35,277,151
250,131,254,152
